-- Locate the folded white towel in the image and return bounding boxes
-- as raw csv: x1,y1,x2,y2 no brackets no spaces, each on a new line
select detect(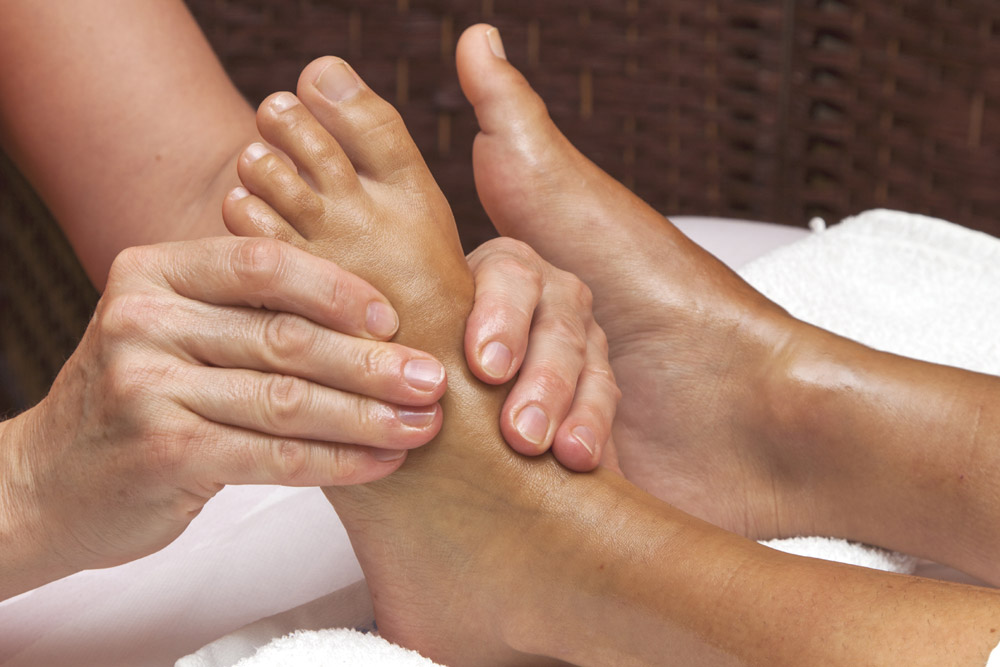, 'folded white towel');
183,209,1000,666
232,630,443,667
